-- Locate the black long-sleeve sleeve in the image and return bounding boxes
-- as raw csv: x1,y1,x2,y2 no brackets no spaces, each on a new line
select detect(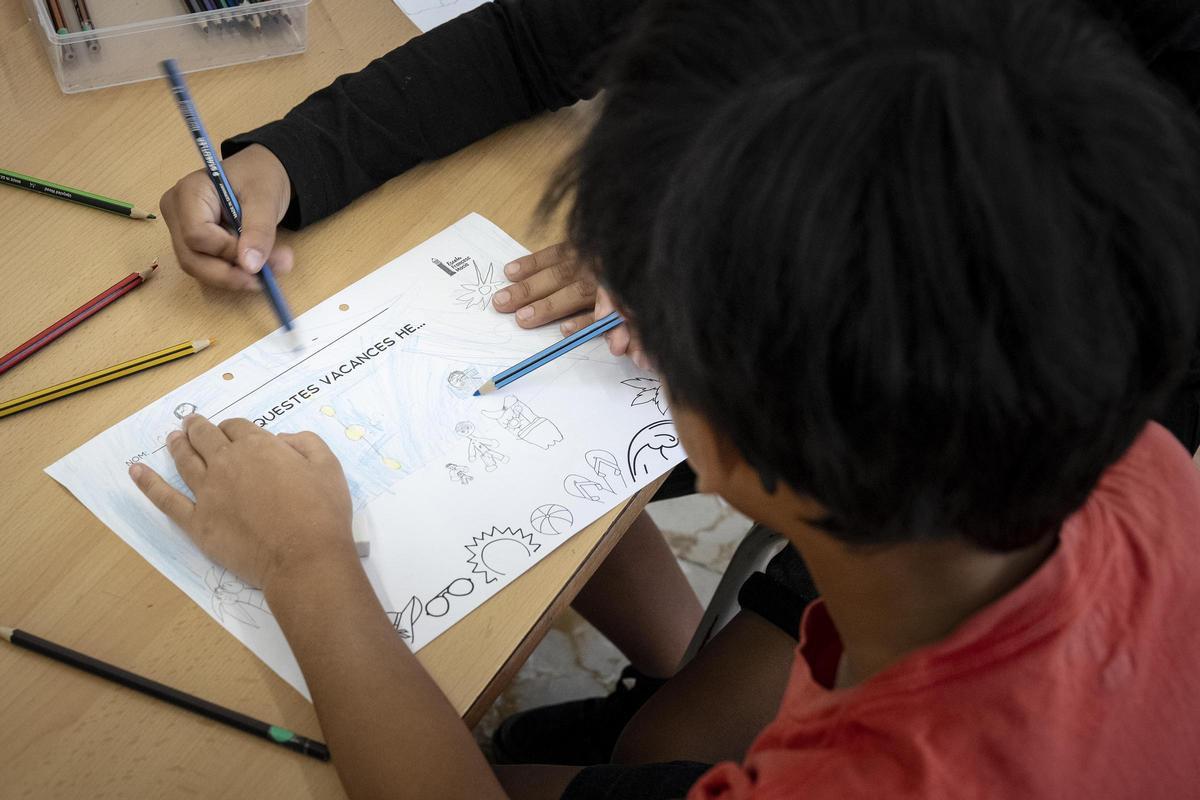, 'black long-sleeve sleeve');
223,0,641,229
